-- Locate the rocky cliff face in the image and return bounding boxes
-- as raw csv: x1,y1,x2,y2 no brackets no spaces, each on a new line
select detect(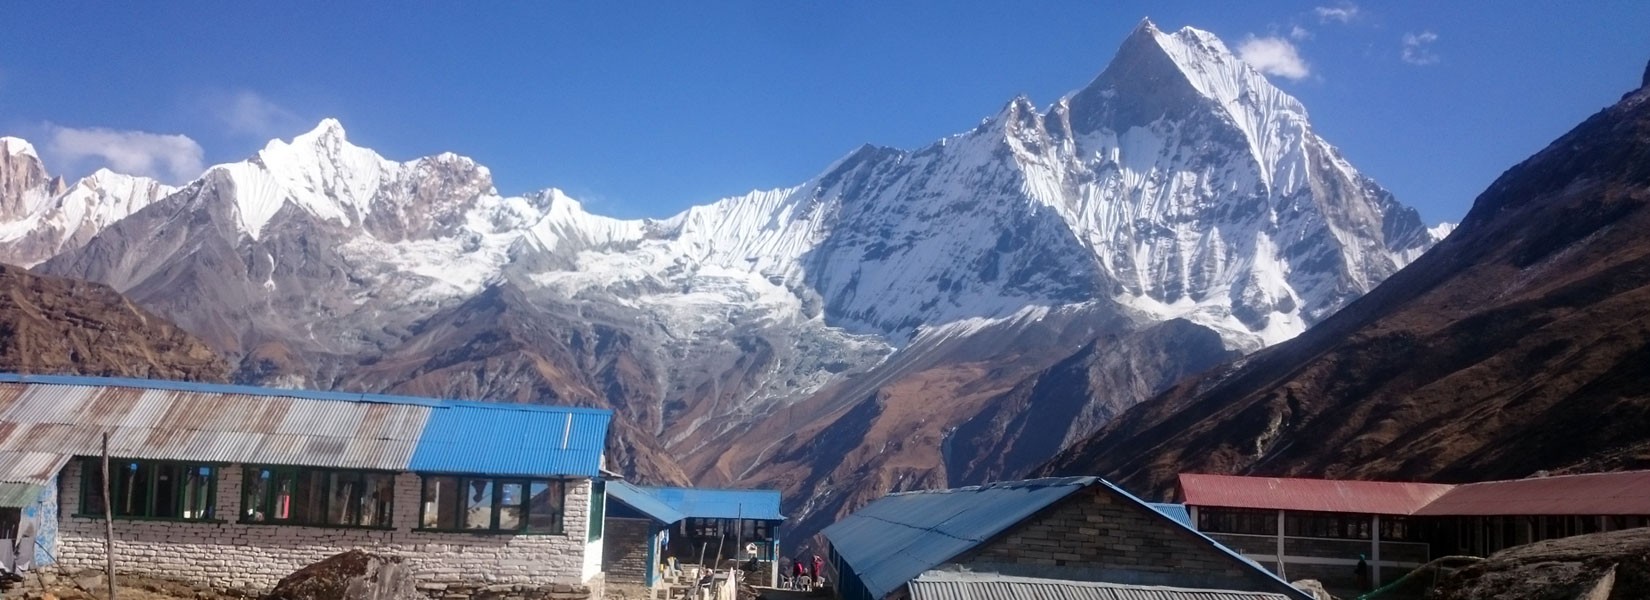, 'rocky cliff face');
1041,75,1650,495
17,21,1442,525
